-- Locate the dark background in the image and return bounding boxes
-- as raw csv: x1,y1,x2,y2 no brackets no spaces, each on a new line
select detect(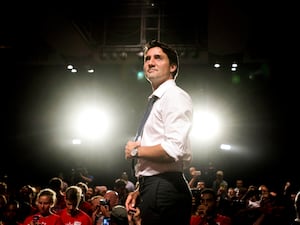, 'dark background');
0,1,298,191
